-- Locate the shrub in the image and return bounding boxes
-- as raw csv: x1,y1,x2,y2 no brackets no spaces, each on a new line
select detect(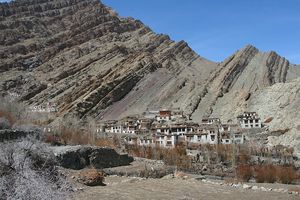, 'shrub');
94,137,115,148
0,117,11,129
0,110,15,128
44,133,60,145
254,164,277,183
276,166,299,184
0,136,69,199
237,151,251,164
79,168,105,186
236,164,253,182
